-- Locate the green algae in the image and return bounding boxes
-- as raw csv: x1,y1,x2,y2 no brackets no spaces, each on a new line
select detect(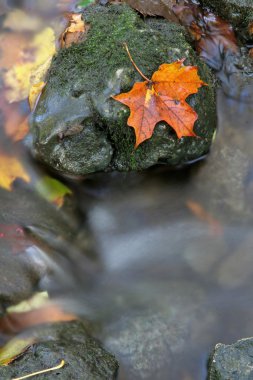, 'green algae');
32,4,216,174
